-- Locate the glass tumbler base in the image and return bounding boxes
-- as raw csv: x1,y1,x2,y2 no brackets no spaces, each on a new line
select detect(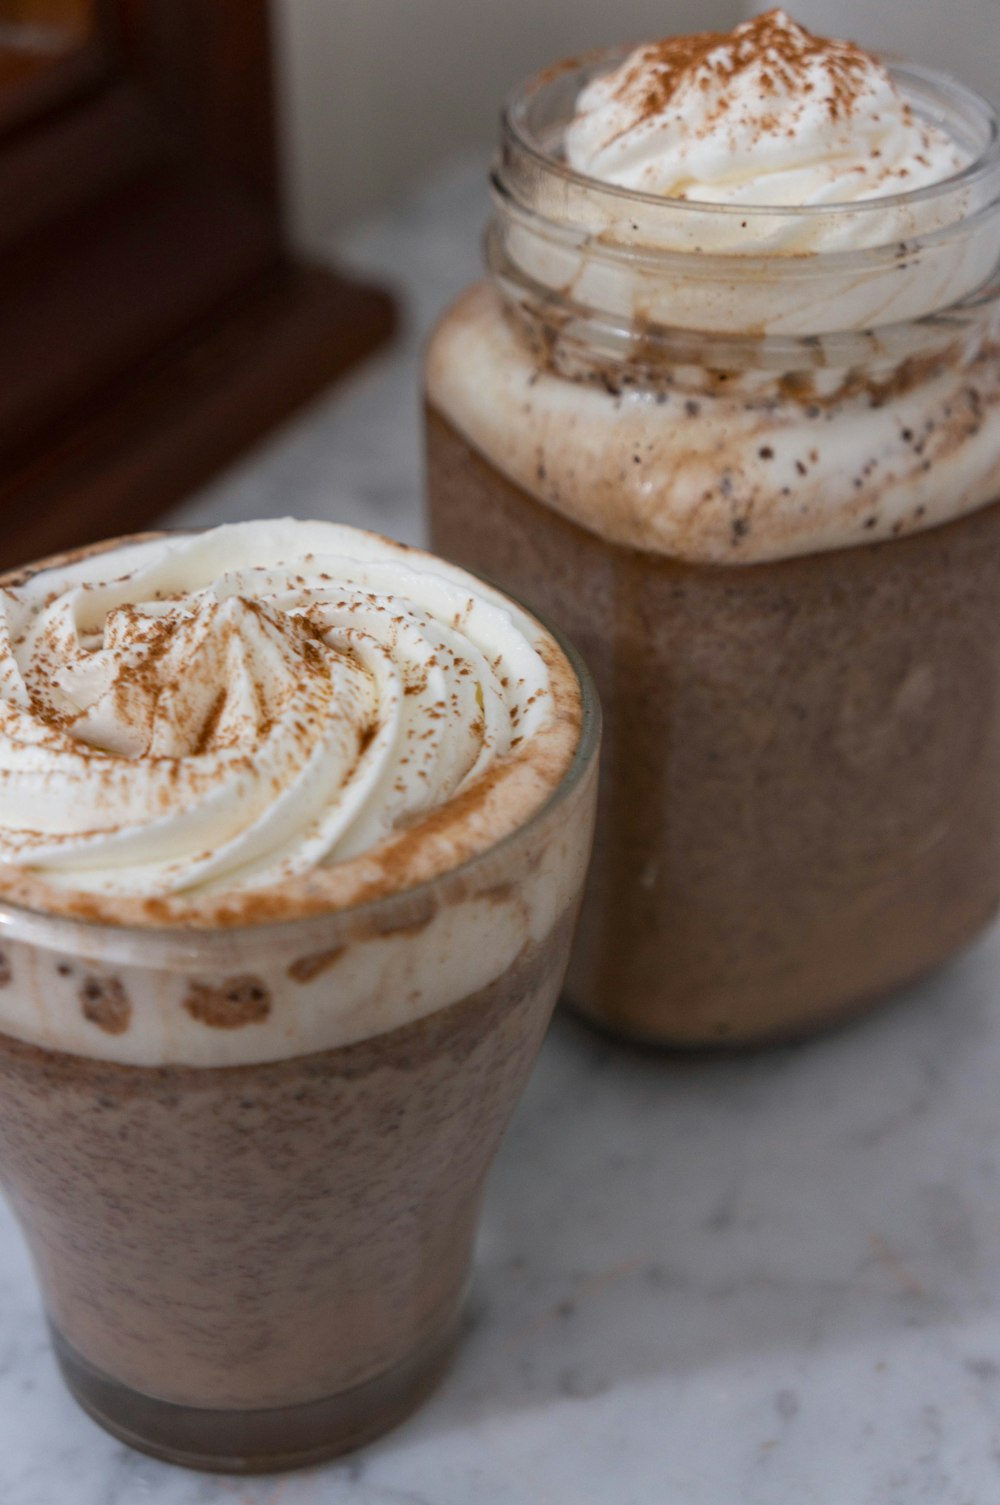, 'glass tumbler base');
50,1311,462,1474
